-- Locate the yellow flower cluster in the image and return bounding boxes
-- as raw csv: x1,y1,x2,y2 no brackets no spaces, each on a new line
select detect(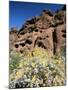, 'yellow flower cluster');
32,48,49,58
9,47,66,88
